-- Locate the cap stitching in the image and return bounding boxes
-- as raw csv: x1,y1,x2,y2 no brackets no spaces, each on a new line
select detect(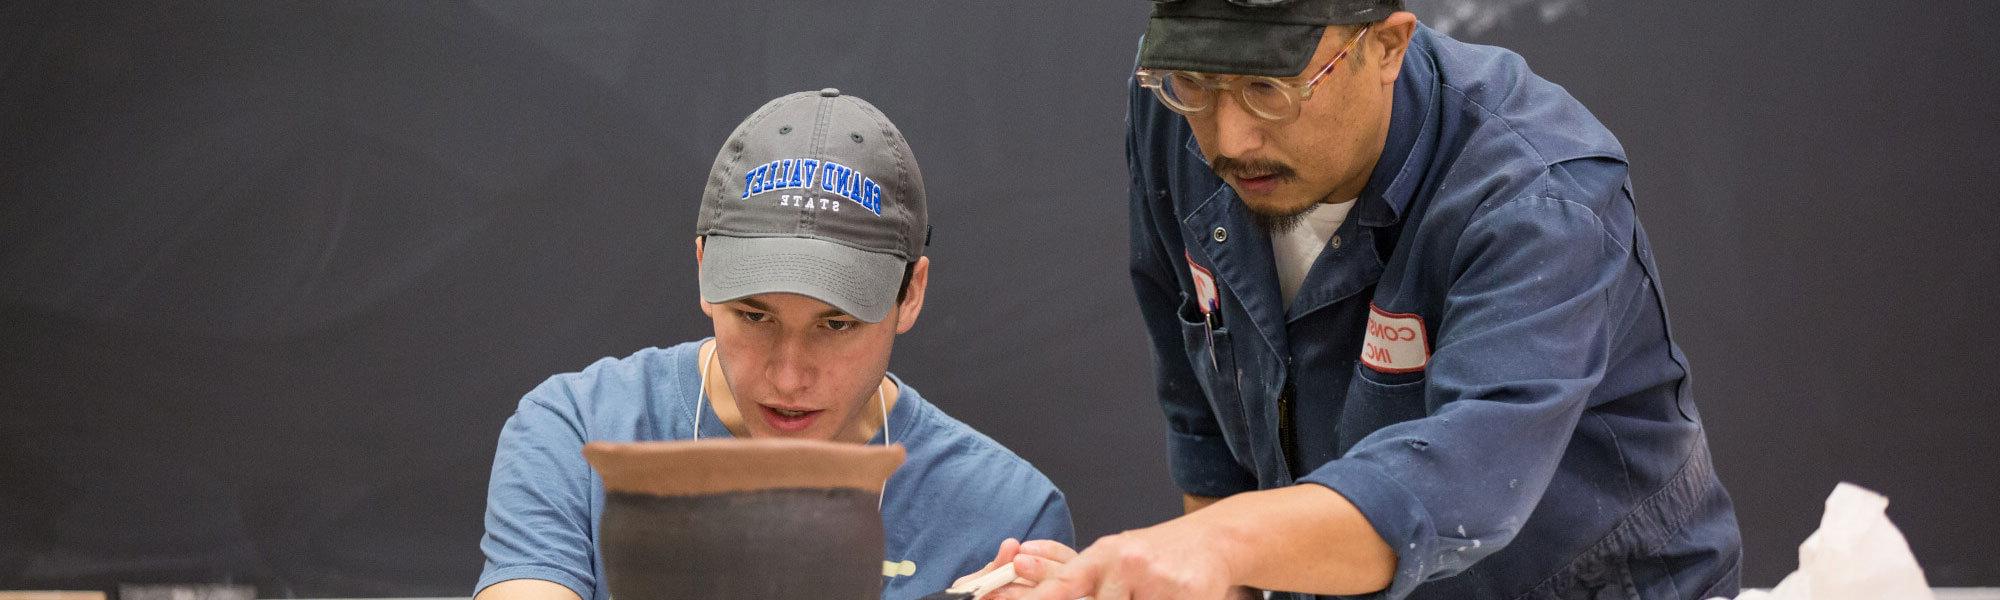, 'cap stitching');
801,94,834,234
708,97,792,232
856,101,916,259
704,231,907,260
